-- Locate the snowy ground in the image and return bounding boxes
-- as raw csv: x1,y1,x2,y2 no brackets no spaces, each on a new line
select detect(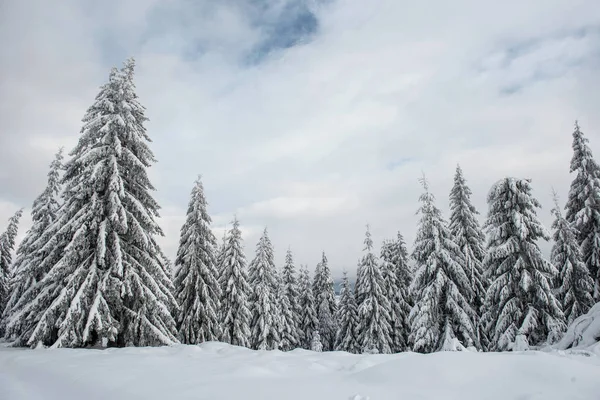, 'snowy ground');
1,342,599,400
